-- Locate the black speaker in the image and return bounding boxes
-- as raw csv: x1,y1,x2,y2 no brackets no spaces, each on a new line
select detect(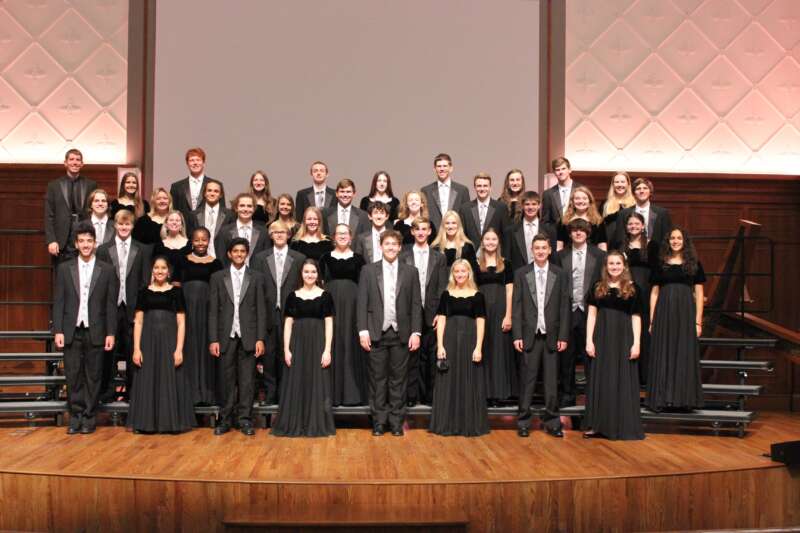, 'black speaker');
770,441,800,466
